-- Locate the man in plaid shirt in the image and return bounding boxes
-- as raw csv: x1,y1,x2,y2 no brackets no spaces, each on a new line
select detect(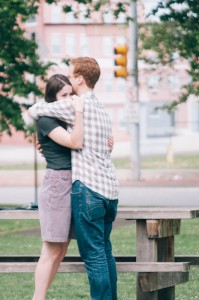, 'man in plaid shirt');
29,57,119,300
